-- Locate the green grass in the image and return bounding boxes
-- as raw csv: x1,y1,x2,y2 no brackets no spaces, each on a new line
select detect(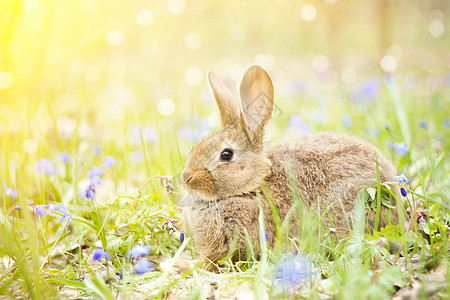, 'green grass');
1,72,449,299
